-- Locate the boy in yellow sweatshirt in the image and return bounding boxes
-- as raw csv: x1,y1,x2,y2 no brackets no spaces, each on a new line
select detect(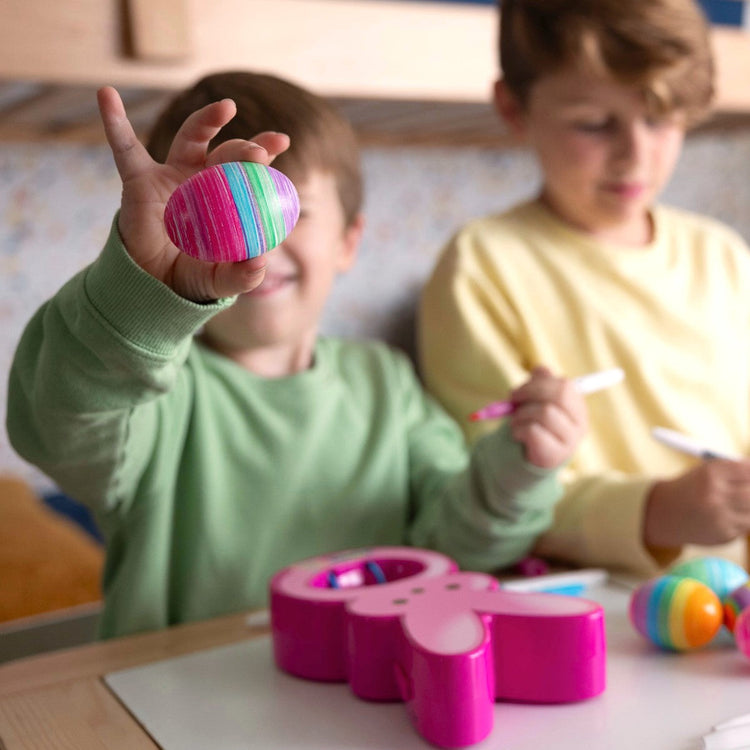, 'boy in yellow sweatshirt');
419,0,750,576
